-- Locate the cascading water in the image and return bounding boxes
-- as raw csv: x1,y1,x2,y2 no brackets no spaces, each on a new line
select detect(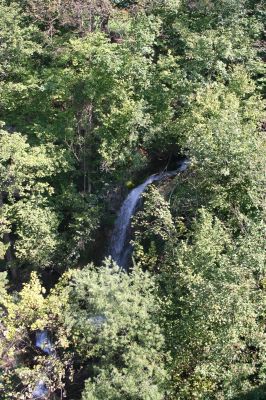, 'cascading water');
28,160,188,397
32,331,53,399
32,381,48,399
35,331,53,355
109,159,189,269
